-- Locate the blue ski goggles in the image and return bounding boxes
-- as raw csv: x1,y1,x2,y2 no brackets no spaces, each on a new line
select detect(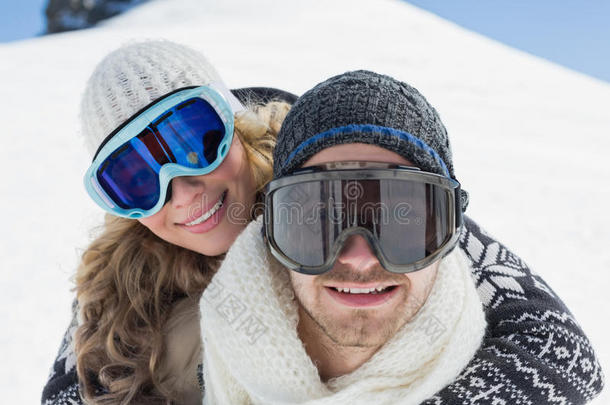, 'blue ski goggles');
84,85,238,218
